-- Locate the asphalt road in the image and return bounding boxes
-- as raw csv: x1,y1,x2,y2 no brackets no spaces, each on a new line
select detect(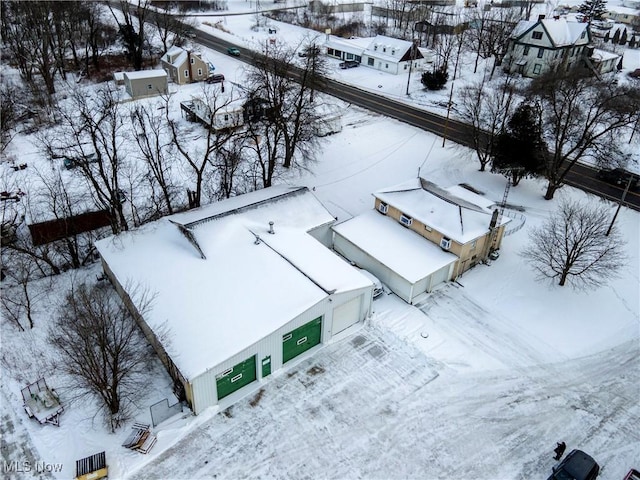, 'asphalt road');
185,23,640,212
